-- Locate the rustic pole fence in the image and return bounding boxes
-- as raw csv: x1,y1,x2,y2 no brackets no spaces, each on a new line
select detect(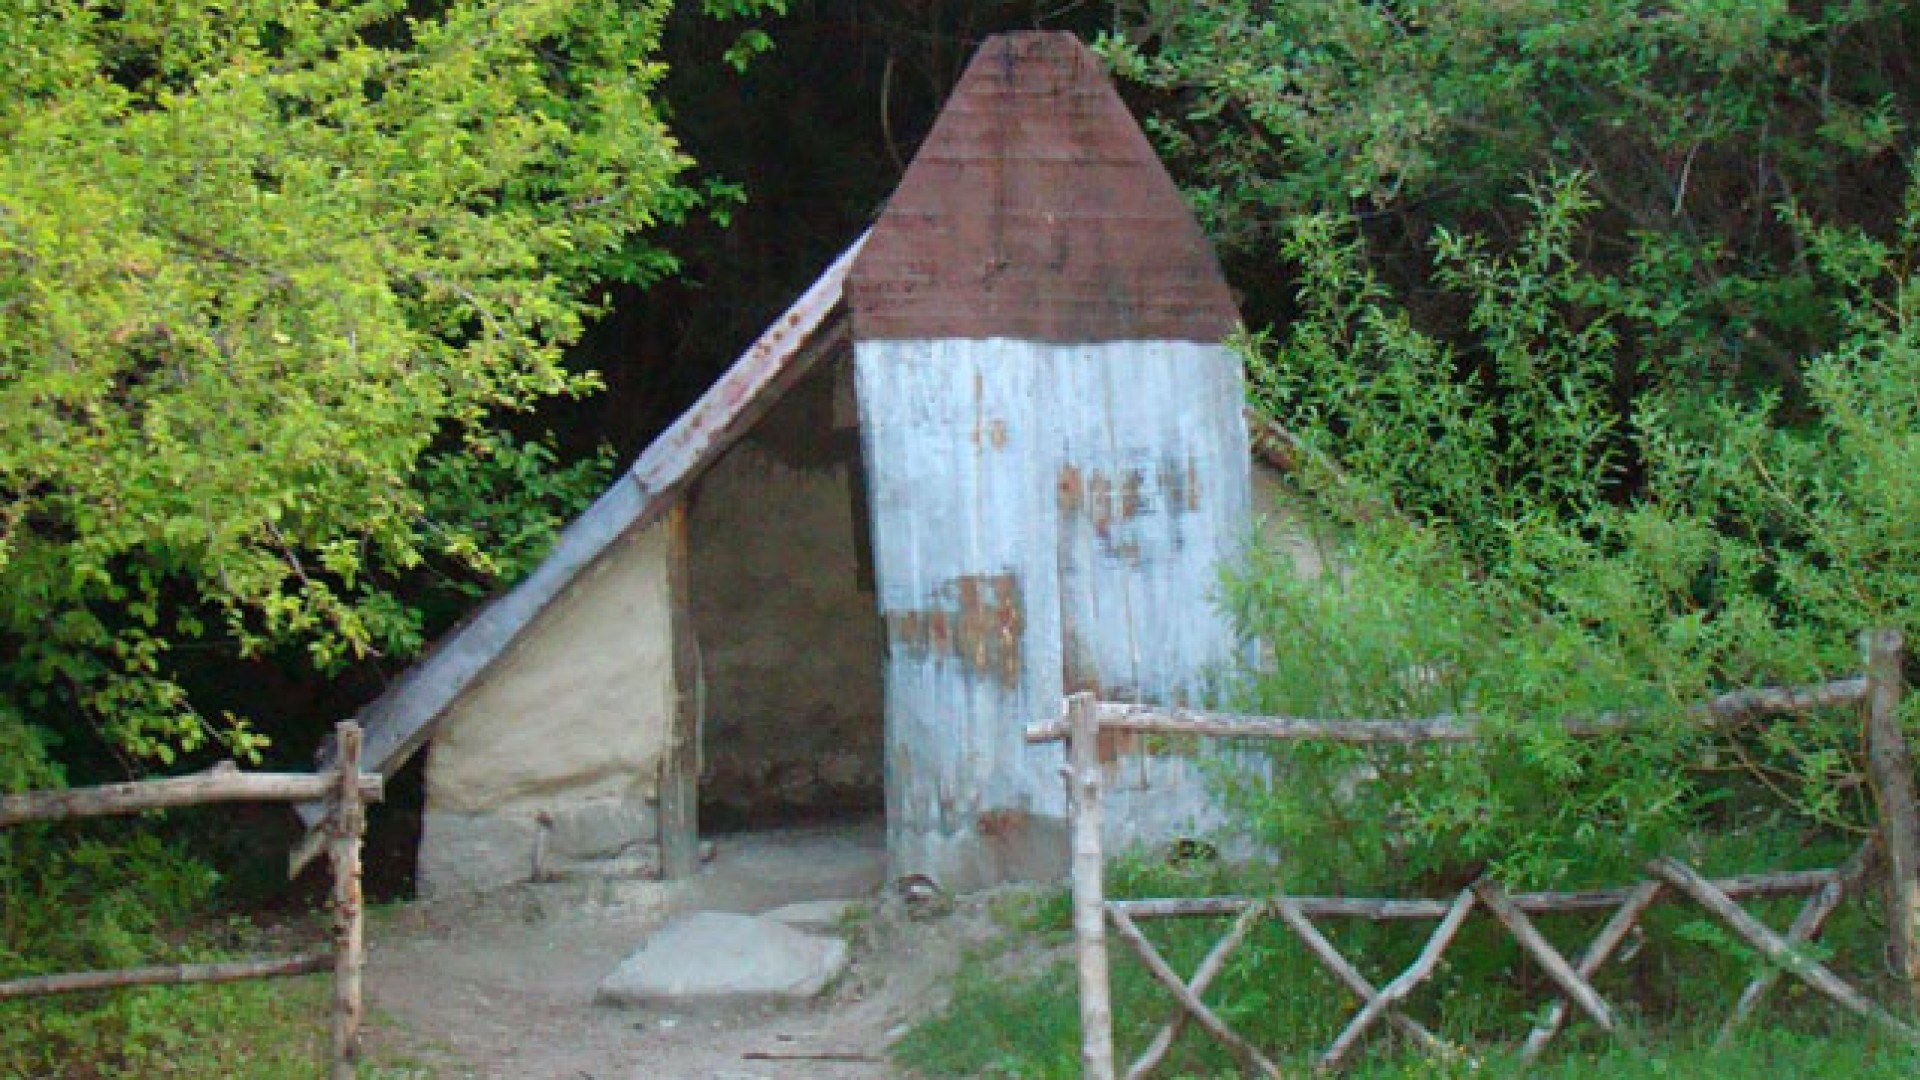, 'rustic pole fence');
1863,629,1919,1005
1029,631,1918,1076
0,721,380,1079
1065,692,1118,1080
